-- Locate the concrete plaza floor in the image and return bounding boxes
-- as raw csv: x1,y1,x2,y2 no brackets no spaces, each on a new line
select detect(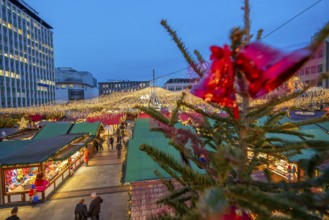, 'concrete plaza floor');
0,146,129,220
